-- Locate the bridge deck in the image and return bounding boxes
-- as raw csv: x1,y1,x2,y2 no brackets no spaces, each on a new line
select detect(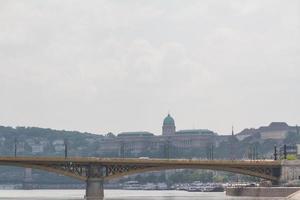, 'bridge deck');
0,156,281,166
